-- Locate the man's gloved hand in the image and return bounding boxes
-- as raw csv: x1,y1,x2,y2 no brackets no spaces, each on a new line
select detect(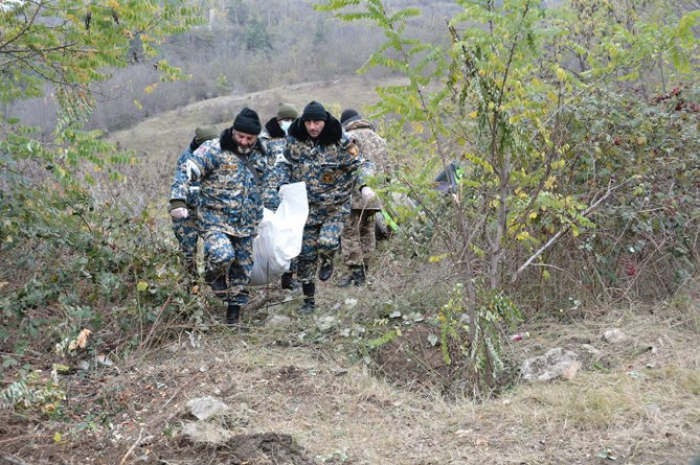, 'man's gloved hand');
170,207,188,219
361,186,376,203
